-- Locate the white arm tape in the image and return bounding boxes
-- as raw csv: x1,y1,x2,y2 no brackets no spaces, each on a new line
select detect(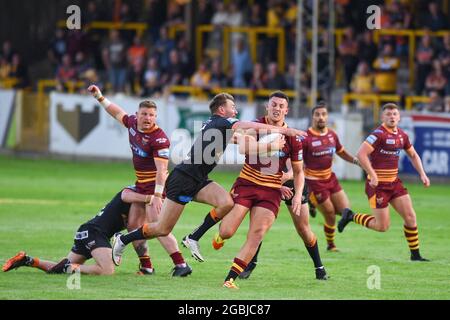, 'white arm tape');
155,184,164,195
99,97,112,109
